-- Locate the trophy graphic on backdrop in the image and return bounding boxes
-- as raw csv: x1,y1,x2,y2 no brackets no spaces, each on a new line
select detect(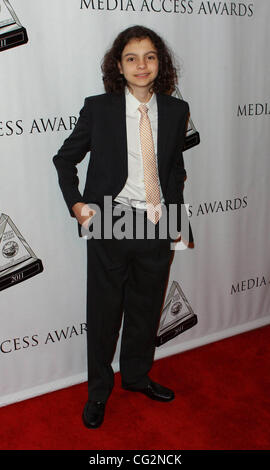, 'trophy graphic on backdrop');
156,280,197,346
0,0,28,52
172,86,200,151
0,213,43,291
